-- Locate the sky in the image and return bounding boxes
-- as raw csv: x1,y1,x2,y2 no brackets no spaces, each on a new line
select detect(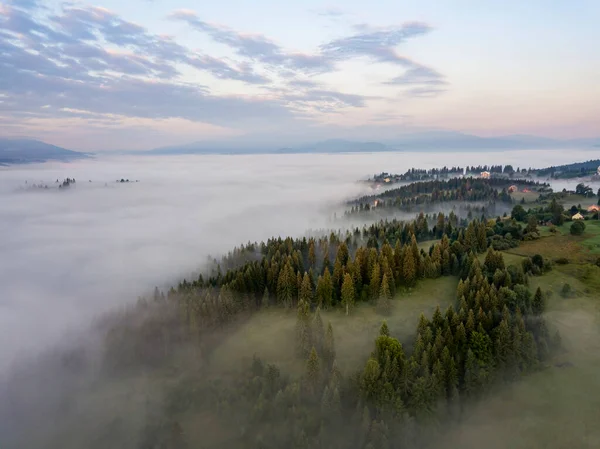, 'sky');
0,0,599,150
